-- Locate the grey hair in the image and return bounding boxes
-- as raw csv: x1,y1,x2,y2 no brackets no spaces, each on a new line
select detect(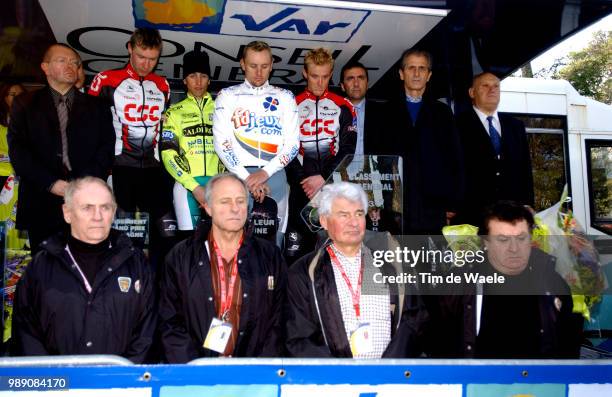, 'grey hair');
317,182,368,216
64,176,116,208
204,172,249,204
